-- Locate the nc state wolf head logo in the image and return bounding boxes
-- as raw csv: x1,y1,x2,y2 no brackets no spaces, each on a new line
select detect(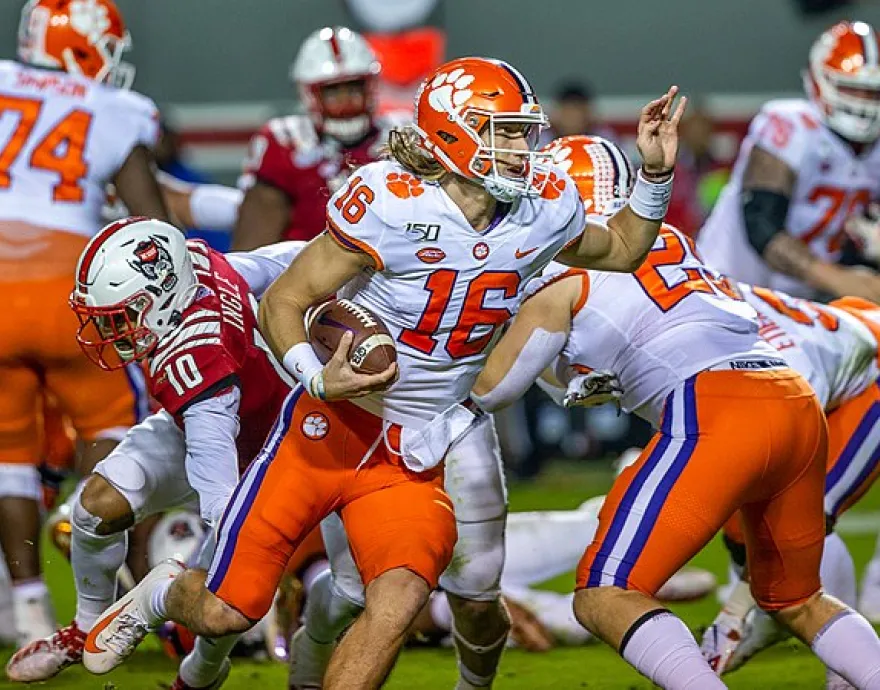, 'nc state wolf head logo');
128,237,178,292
